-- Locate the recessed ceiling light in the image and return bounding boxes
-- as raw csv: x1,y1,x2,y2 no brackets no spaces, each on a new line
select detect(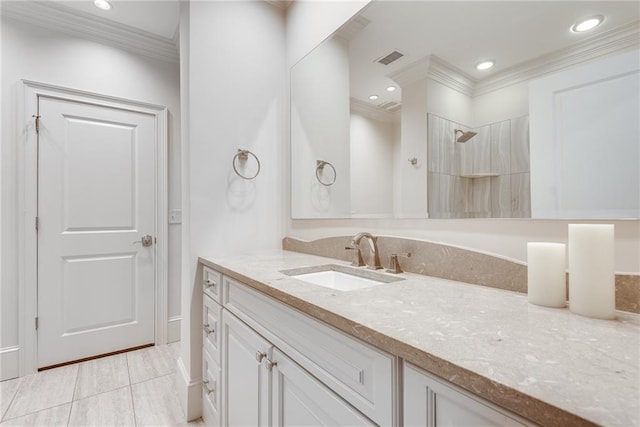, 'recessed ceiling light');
571,15,604,33
386,86,397,92
475,60,495,71
369,95,379,101
94,0,112,11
